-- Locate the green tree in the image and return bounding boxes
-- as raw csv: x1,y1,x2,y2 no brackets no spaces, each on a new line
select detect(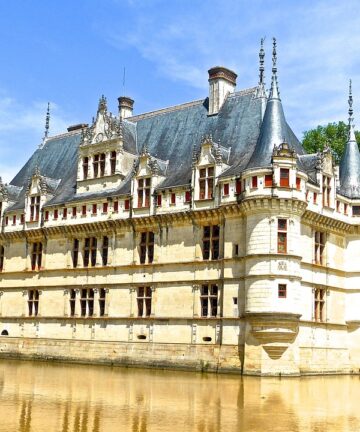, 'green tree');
302,121,360,163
